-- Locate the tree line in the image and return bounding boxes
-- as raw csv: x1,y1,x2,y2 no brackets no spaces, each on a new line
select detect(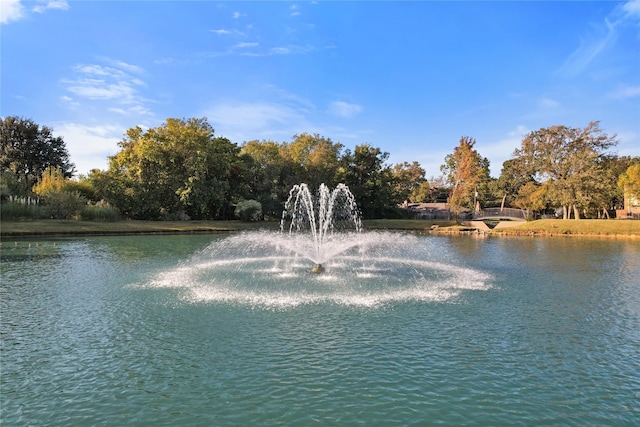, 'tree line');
1,115,639,221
